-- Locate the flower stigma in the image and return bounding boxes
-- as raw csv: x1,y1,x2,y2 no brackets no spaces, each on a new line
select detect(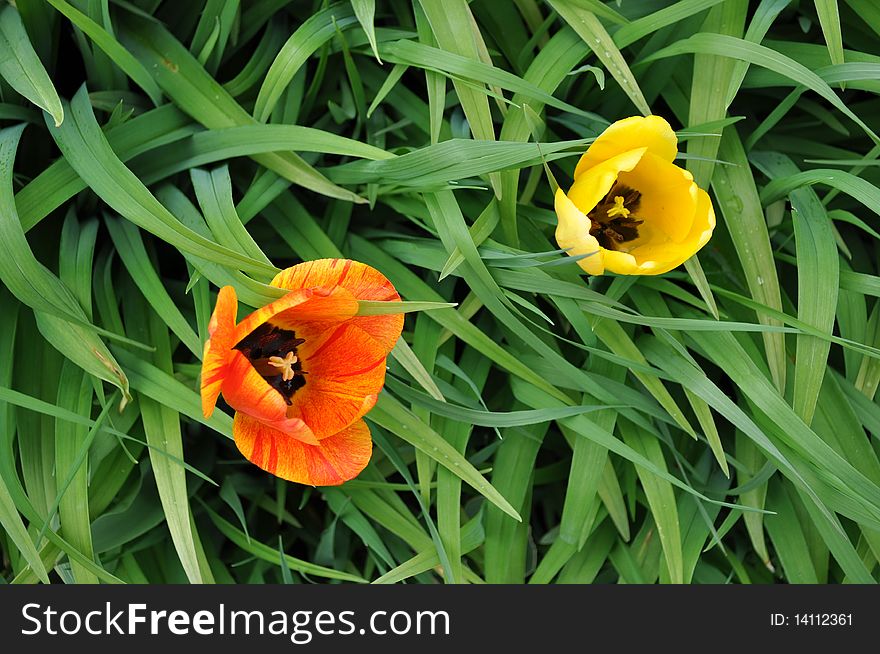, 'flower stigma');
588,184,643,251
234,322,307,403
268,351,299,381
606,196,631,218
